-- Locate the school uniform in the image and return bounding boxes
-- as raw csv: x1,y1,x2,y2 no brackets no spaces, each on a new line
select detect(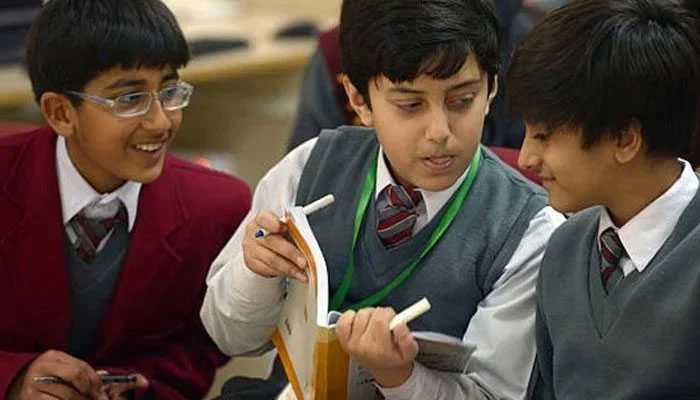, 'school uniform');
531,160,700,399
202,126,564,399
0,126,251,399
